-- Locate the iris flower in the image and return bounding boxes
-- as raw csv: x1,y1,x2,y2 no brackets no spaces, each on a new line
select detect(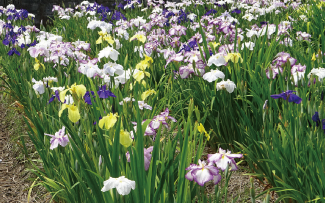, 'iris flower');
225,53,242,63
98,46,120,62
216,79,236,93
101,176,135,195
149,108,177,130
207,53,227,67
8,48,20,56
120,129,133,148
59,104,81,123
97,85,116,99
203,69,225,82
34,58,45,71
99,113,118,130
312,112,320,127
84,91,95,105
59,83,87,103
197,123,210,141
185,160,221,186
270,90,302,104
207,148,243,171
130,34,146,43
141,89,156,100
44,126,69,150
